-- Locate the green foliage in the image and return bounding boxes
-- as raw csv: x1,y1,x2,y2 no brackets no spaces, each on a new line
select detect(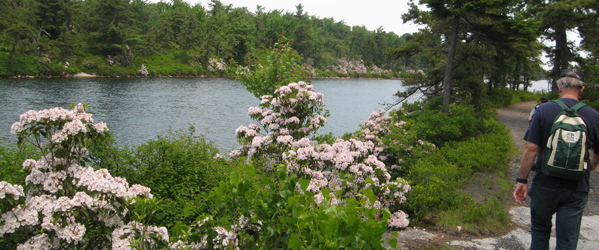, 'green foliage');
0,140,38,185
406,104,485,147
485,88,549,109
310,132,338,145
0,0,405,78
581,66,599,110
487,88,514,108
0,55,42,77
404,162,470,220
126,197,171,250
437,198,509,234
141,53,204,77
236,37,309,99
122,128,240,227
88,126,245,229
196,164,390,249
398,111,513,223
